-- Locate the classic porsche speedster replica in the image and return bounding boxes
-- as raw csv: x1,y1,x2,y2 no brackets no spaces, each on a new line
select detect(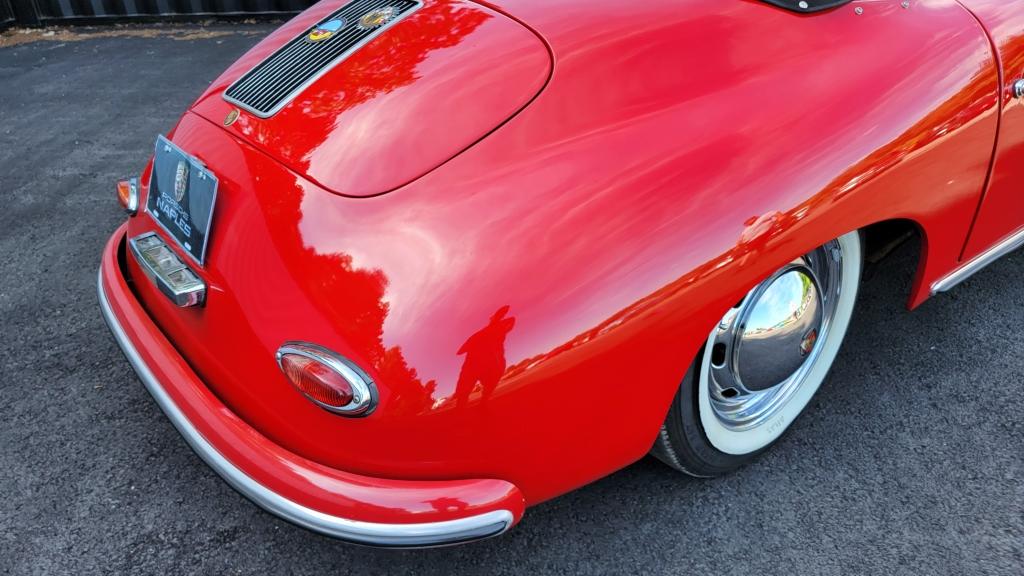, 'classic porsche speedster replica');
99,0,1024,546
